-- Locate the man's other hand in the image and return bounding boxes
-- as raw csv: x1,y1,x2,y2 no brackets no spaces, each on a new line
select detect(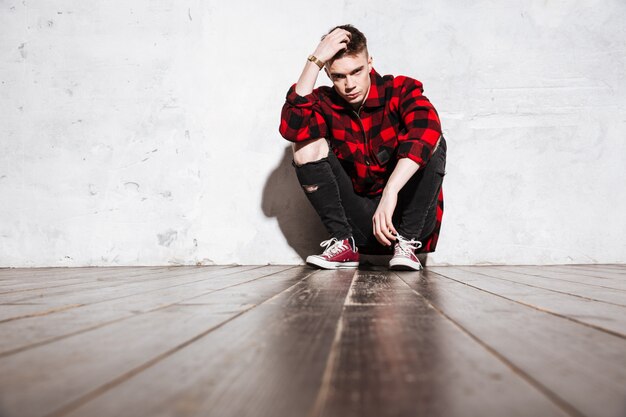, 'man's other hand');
373,192,398,246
